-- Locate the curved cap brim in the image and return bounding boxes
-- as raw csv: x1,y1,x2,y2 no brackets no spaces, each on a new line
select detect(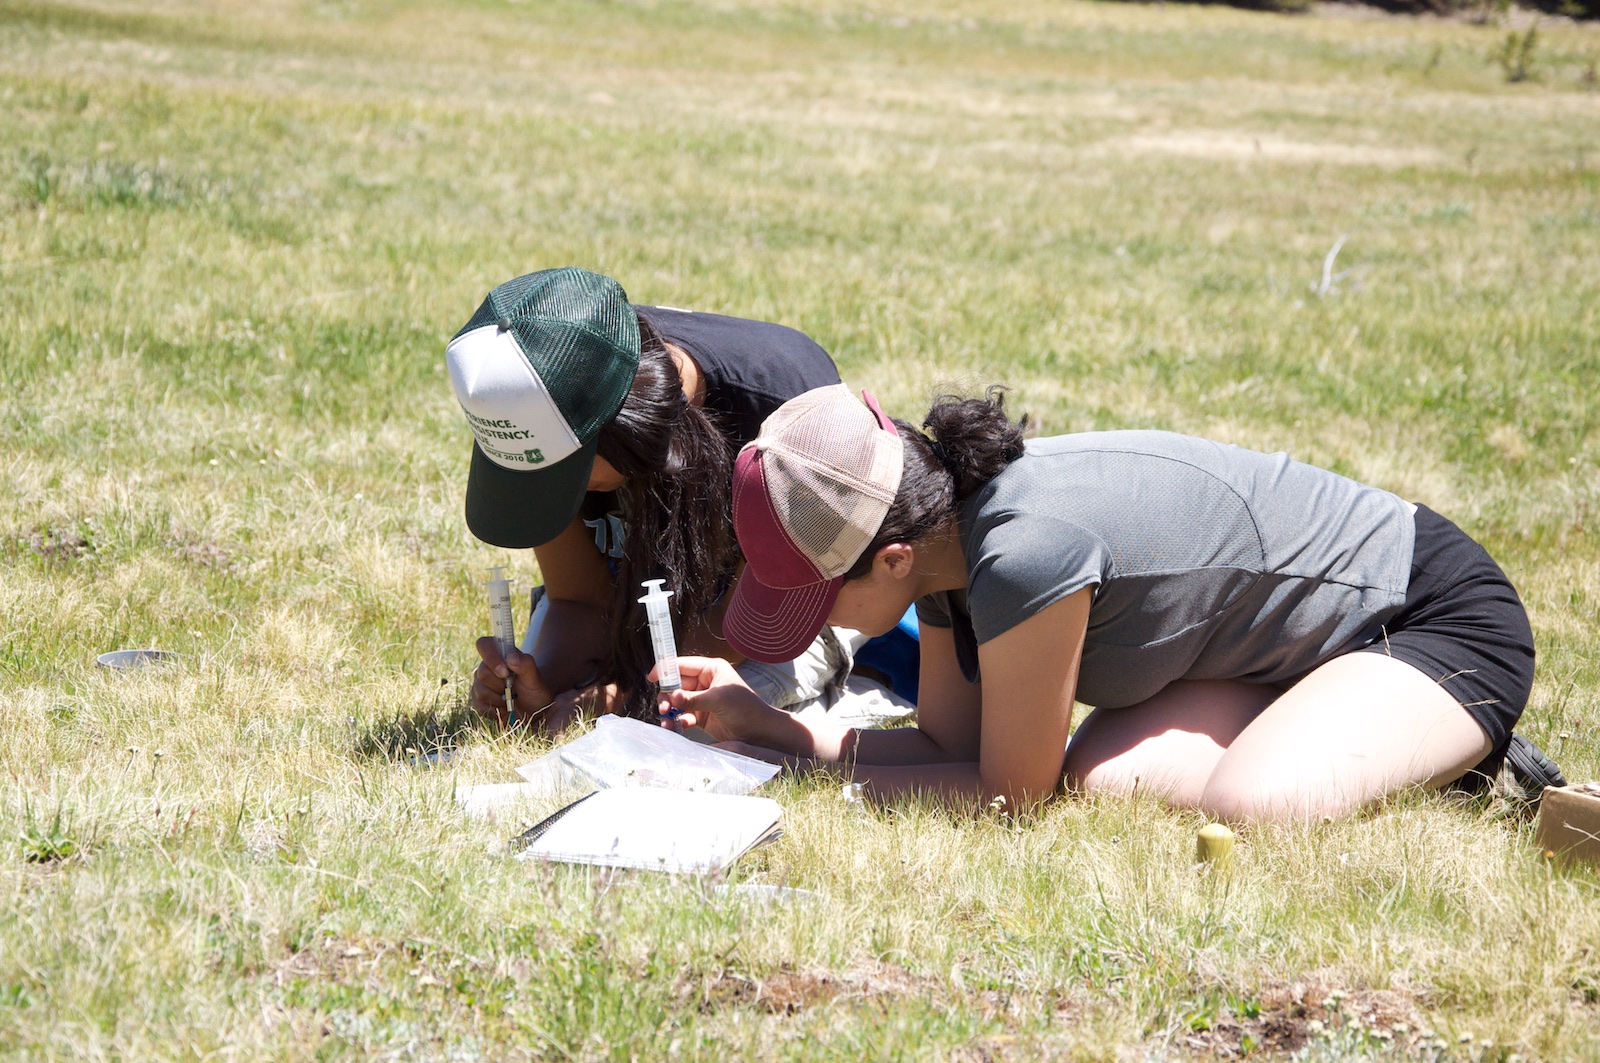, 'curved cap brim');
463,438,599,549
723,567,843,664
